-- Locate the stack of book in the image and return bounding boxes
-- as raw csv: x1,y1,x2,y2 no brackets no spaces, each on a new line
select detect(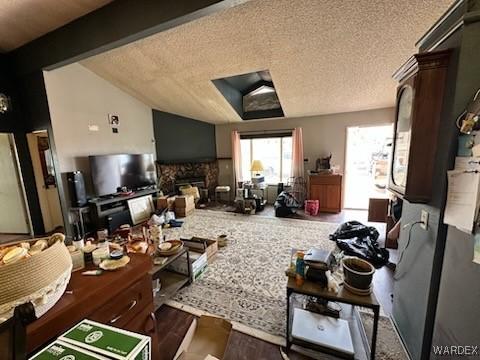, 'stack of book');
304,248,332,286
